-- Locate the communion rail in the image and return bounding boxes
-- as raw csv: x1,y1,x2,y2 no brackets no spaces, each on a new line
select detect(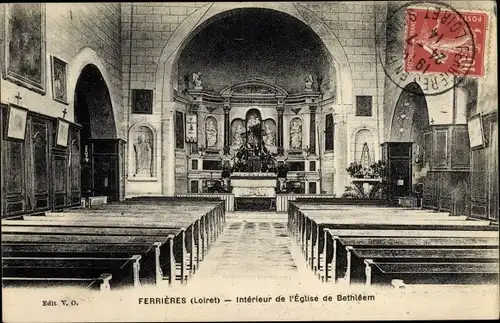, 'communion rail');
175,193,235,212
